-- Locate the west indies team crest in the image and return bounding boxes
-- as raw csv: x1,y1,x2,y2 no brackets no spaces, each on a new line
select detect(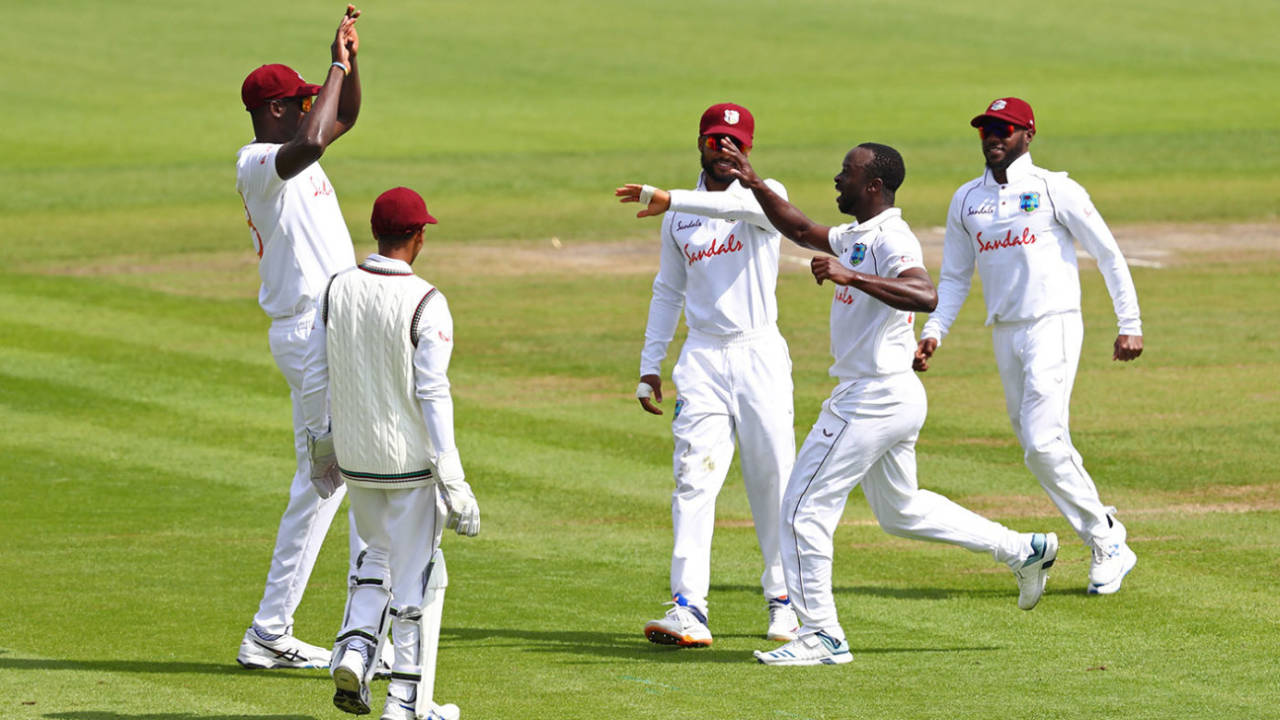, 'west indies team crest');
849,242,867,266
1019,192,1041,213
